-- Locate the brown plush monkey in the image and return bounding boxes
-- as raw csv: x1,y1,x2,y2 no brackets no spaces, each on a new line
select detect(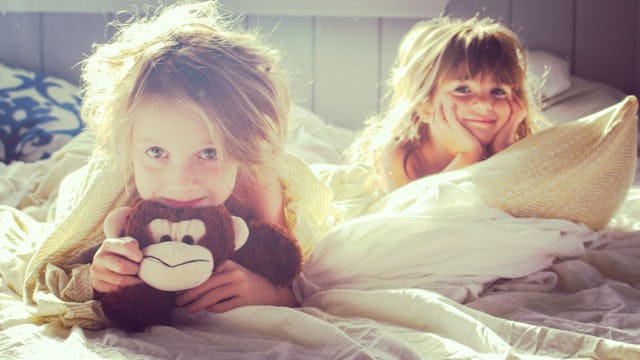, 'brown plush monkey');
96,200,302,332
